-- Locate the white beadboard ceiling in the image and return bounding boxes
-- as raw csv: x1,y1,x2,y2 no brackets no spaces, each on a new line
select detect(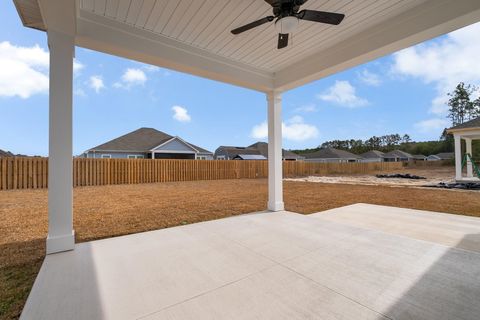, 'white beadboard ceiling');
78,0,425,73
14,0,480,91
